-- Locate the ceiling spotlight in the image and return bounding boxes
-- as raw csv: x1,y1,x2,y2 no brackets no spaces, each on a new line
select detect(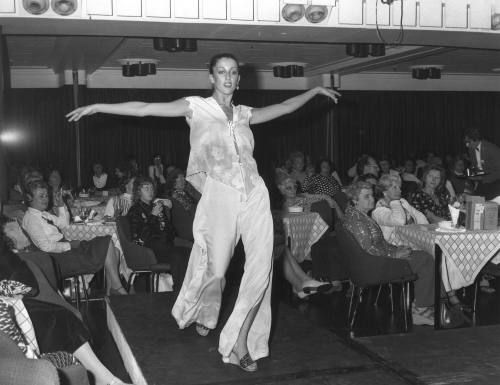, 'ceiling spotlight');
305,5,328,23
51,0,77,16
118,58,159,77
23,0,49,14
411,66,442,80
369,44,386,57
272,64,305,78
153,38,168,51
282,4,305,23
183,39,197,52
412,68,429,80
346,43,369,58
166,38,185,52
